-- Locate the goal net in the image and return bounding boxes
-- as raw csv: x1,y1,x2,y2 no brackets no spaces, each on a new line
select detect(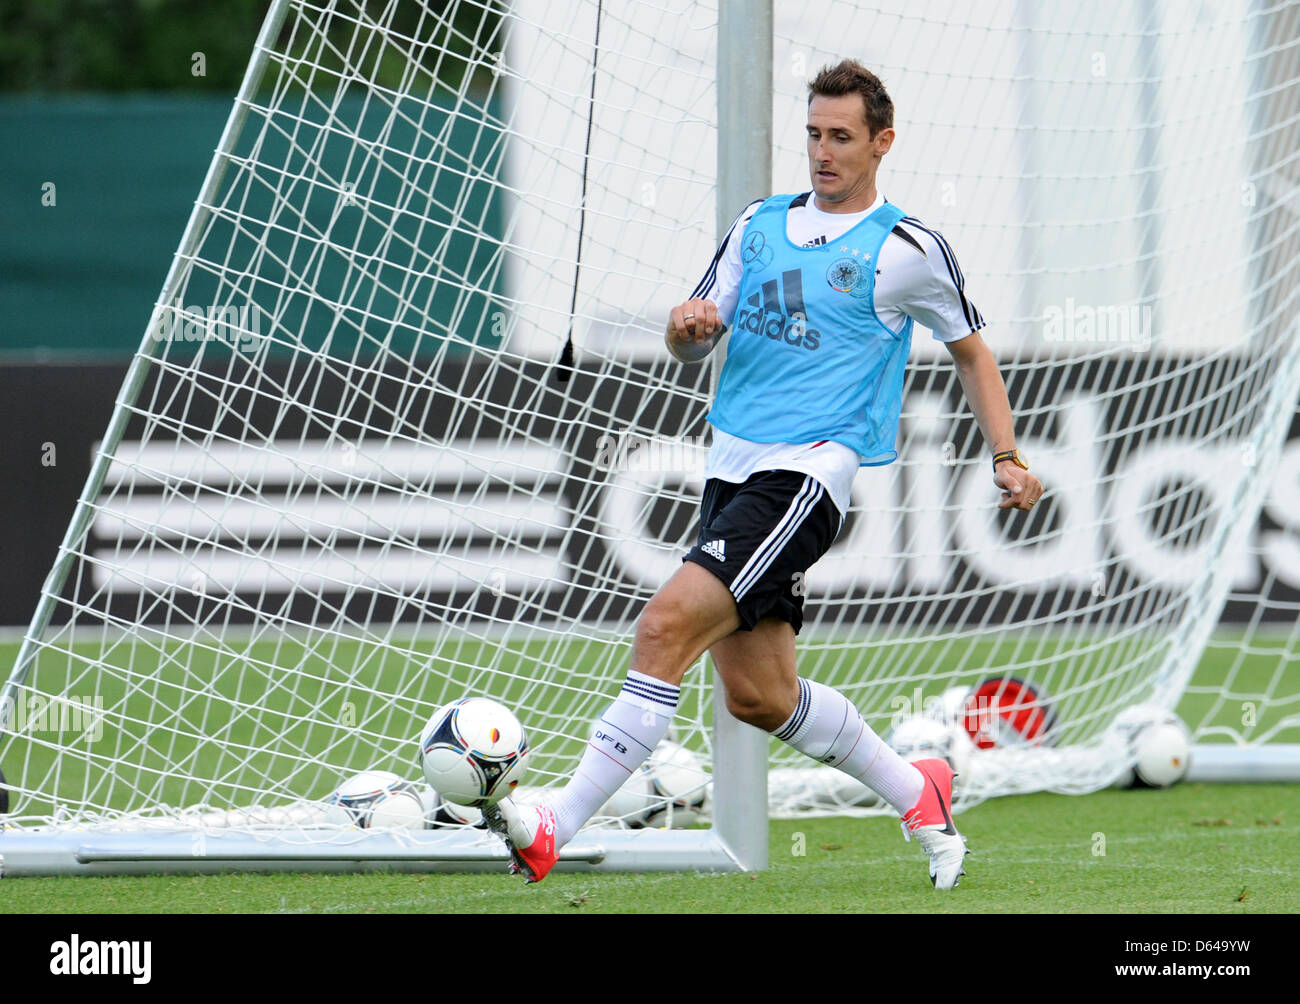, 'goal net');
2,0,1298,873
